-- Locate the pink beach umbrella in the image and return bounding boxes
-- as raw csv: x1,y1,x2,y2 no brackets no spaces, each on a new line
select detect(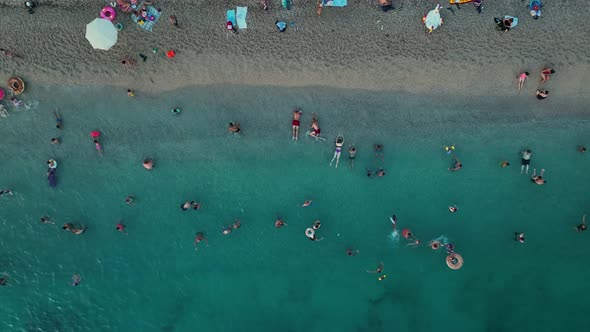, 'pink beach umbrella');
0,88,4,101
